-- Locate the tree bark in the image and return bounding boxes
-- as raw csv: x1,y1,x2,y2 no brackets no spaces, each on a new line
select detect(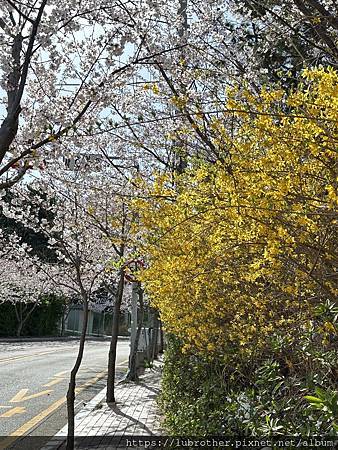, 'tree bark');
60,303,70,337
0,0,48,166
60,312,65,337
16,321,23,337
159,320,164,354
66,296,88,450
147,324,153,362
14,302,37,337
106,270,125,403
151,311,160,361
124,284,144,382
